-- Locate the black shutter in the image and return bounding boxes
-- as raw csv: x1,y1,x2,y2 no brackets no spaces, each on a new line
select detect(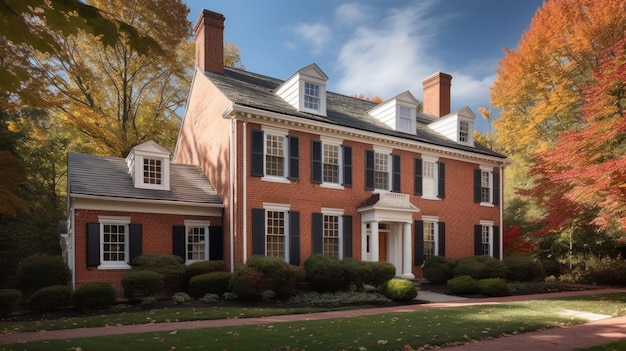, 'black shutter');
87,223,100,267
365,150,374,190
493,172,500,206
209,226,223,260
252,208,266,255
251,129,264,177
312,213,323,254
474,225,483,255
392,154,401,192
474,169,482,203
343,146,352,187
343,215,353,258
414,220,424,265
438,162,446,199
311,140,322,184
493,226,500,259
414,158,423,195
289,211,300,265
173,226,185,260
129,224,142,264
288,136,299,180
438,222,446,256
